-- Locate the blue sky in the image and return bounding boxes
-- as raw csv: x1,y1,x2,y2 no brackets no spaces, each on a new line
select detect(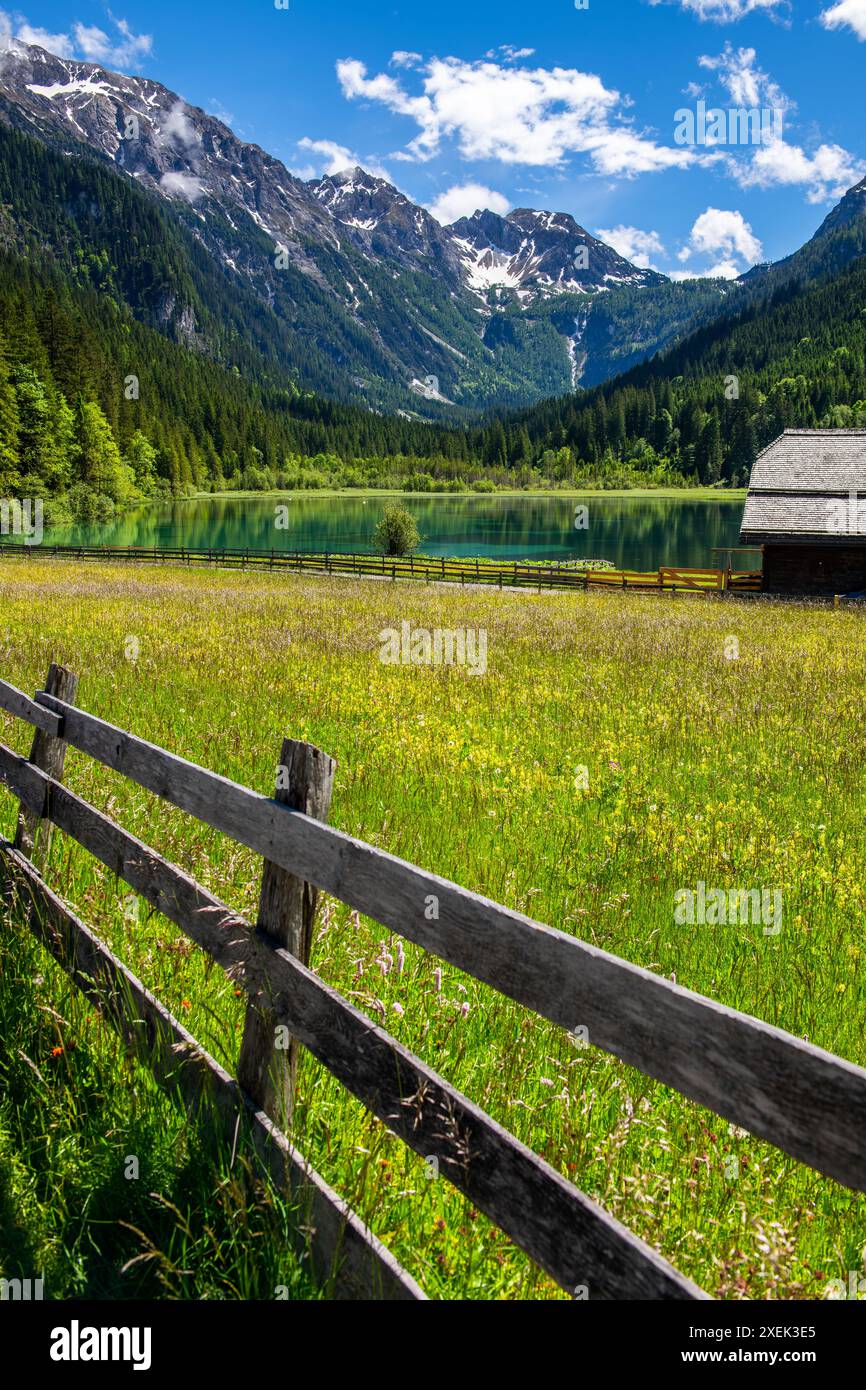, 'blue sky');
4,0,866,276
